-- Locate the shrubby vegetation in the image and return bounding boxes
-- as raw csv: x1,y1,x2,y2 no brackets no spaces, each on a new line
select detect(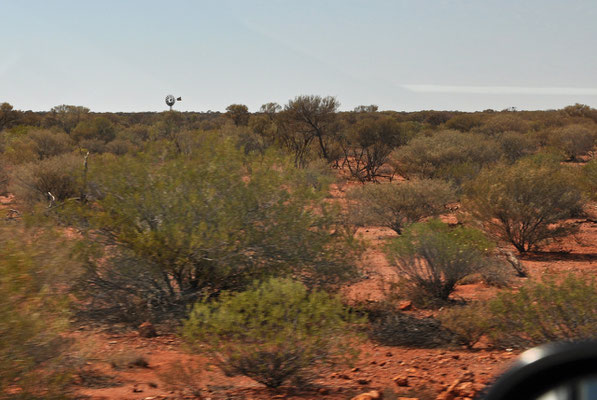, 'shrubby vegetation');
68,138,361,323
440,275,597,349
182,278,363,388
464,155,583,252
385,220,497,304
390,130,500,187
347,179,456,234
1,99,597,394
0,223,81,398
